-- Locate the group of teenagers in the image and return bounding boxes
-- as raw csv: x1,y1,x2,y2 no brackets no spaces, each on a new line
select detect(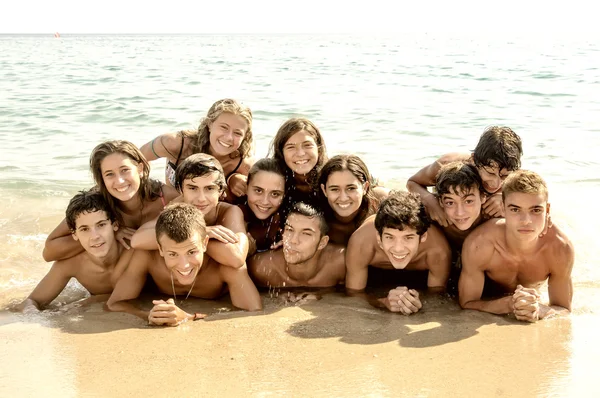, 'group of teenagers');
17,98,574,325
